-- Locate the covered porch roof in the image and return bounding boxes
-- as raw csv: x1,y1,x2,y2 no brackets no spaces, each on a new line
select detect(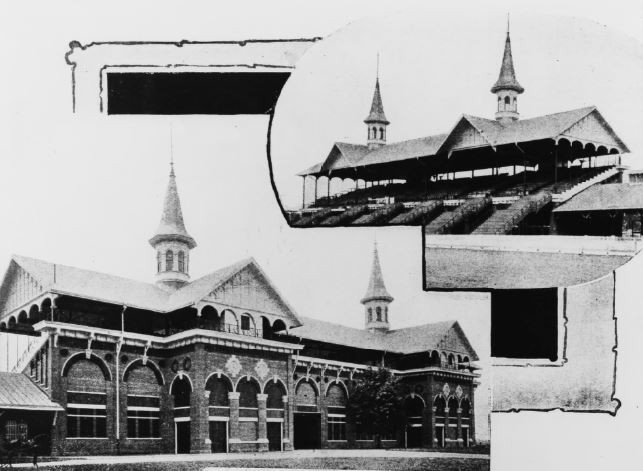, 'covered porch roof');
0,372,63,412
